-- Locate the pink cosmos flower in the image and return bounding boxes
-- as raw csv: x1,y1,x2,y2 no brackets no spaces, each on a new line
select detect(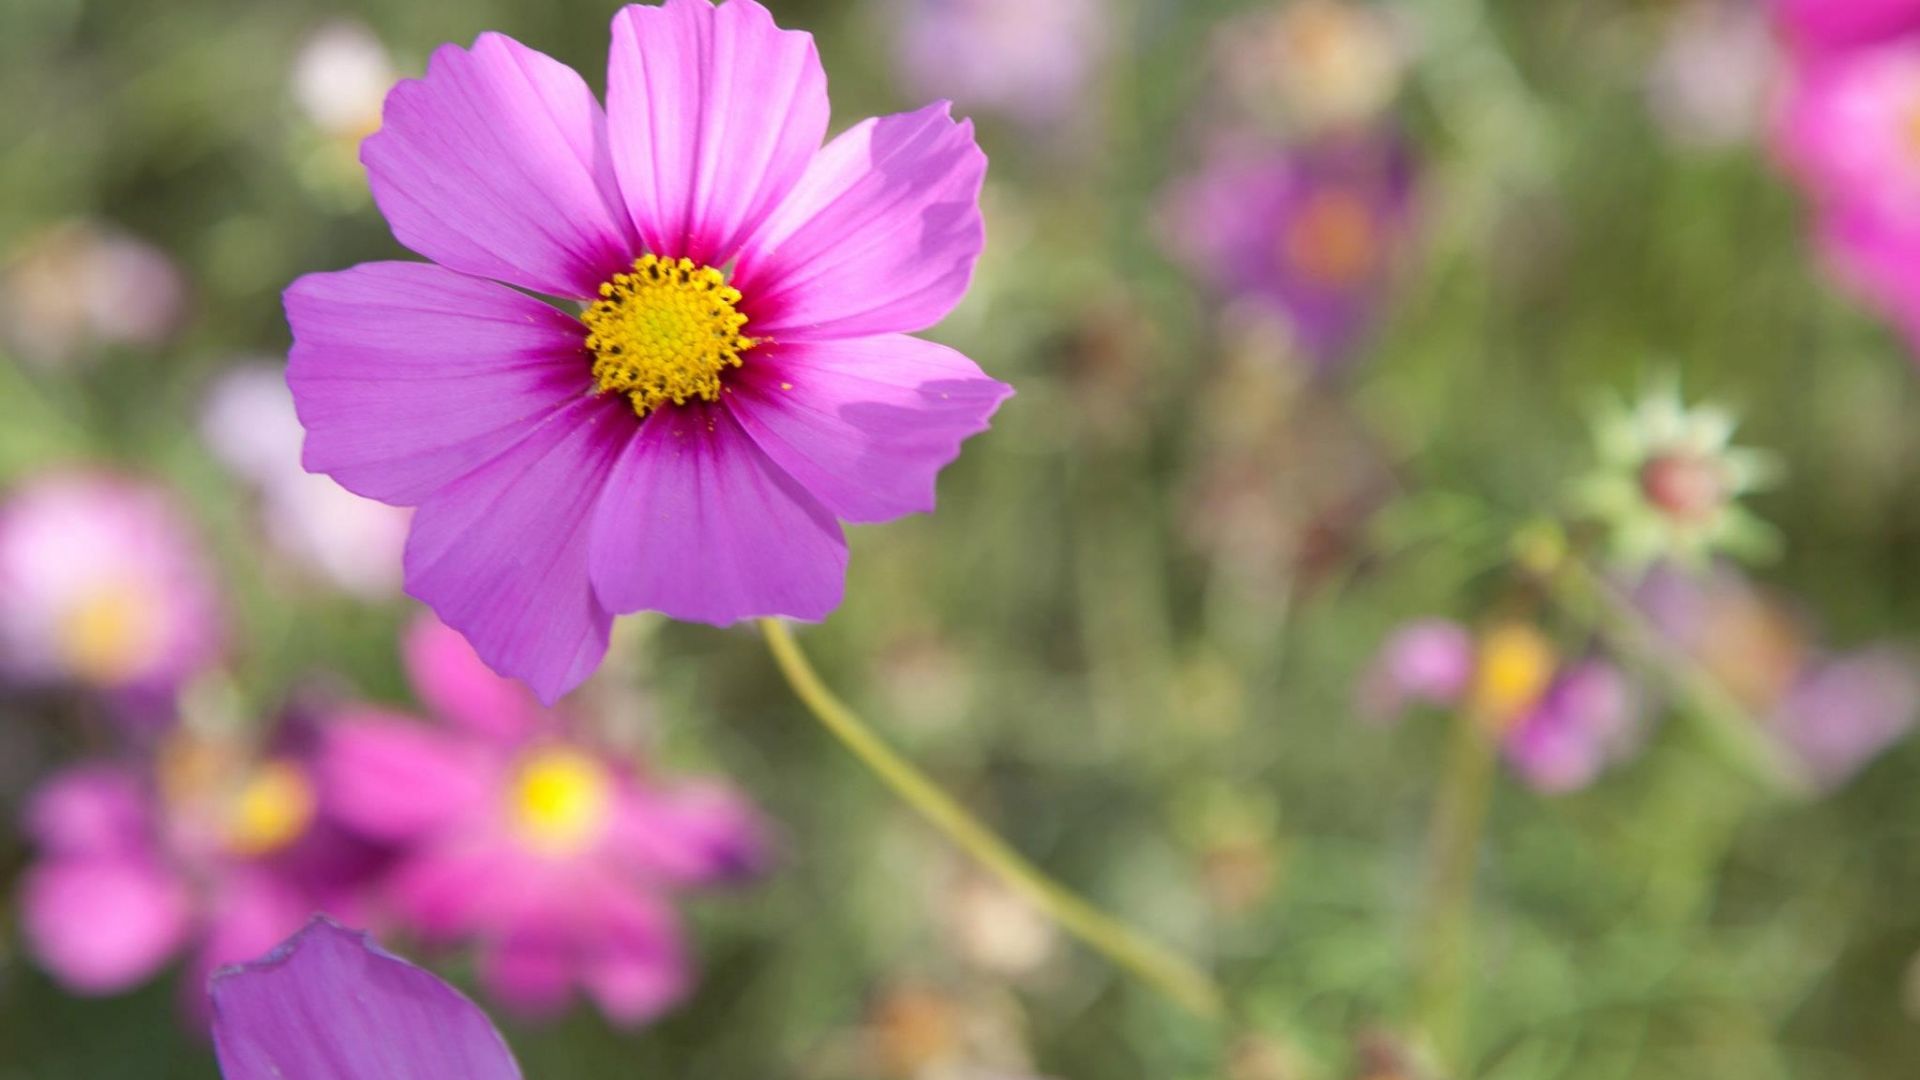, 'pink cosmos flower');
316,614,768,1026
286,0,1012,703
1,220,187,368
16,734,381,1014
1160,133,1416,372
0,472,222,696
891,0,1108,131
202,366,411,598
